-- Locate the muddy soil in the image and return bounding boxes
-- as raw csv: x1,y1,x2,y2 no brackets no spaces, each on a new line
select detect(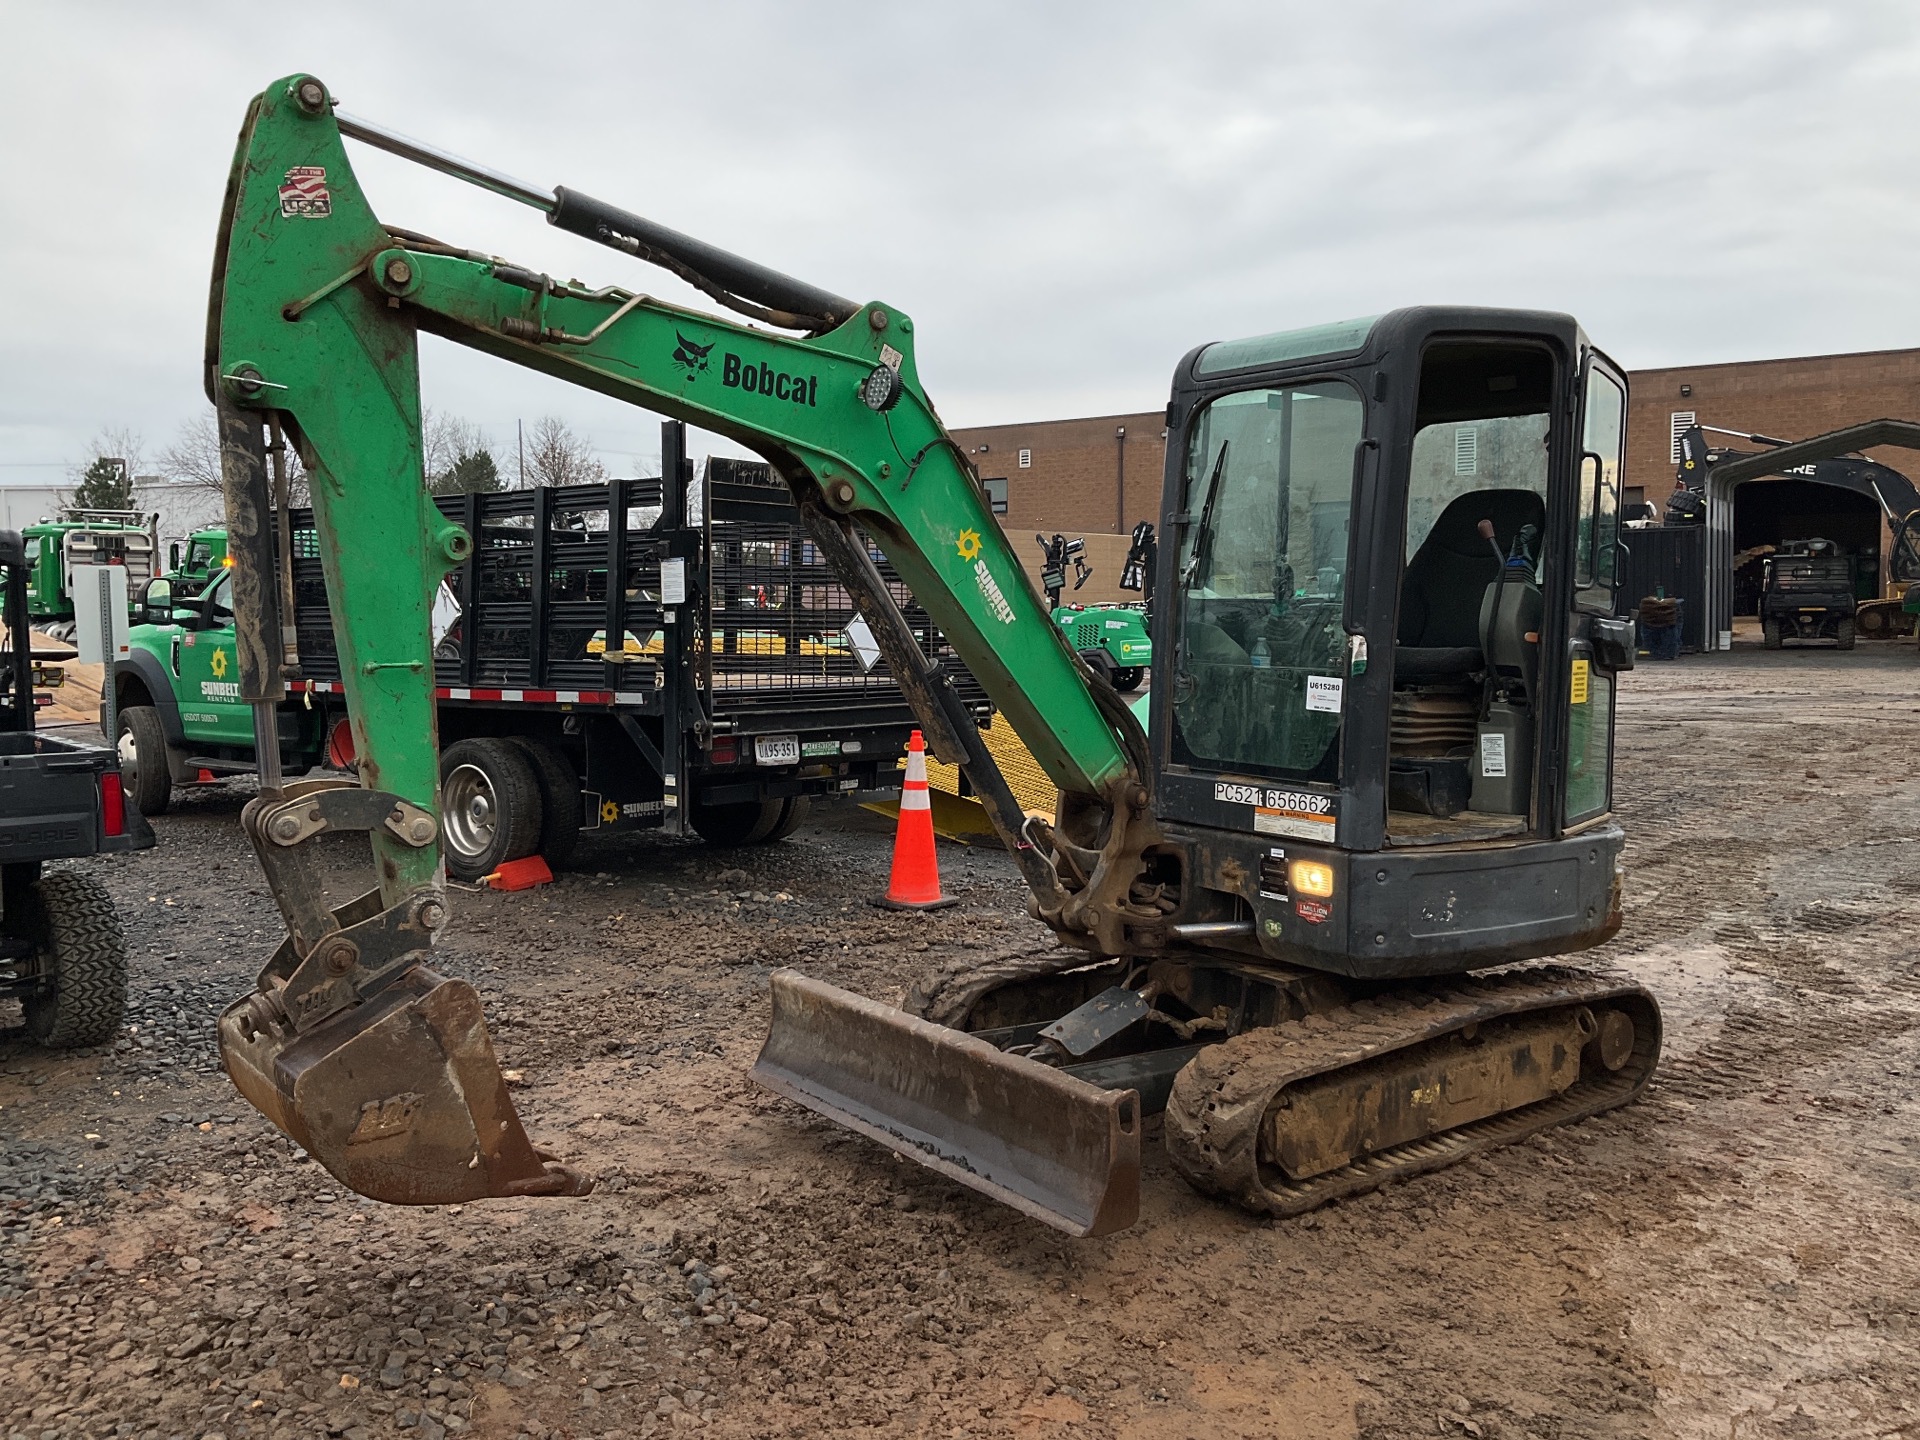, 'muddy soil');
5,646,1920,1440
